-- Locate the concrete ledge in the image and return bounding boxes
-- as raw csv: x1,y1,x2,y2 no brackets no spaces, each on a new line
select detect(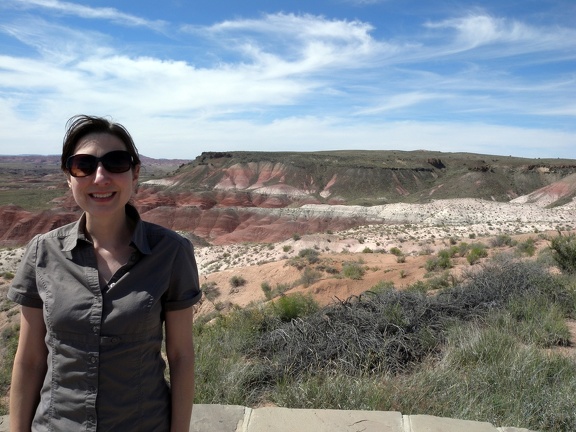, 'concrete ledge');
0,406,539,432
243,407,403,432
